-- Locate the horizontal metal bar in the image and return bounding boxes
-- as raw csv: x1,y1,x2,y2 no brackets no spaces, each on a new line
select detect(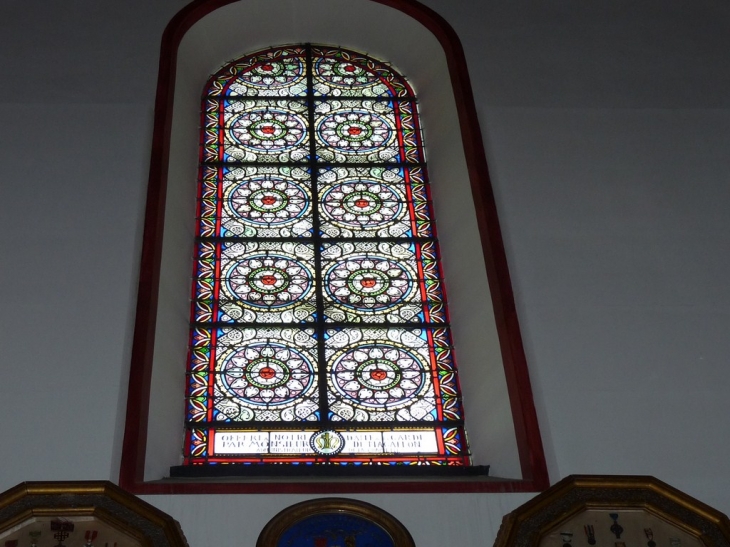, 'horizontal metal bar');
205,95,417,102
200,160,427,168
184,420,463,429
190,320,451,329
170,464,486,478
194,235,437,243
